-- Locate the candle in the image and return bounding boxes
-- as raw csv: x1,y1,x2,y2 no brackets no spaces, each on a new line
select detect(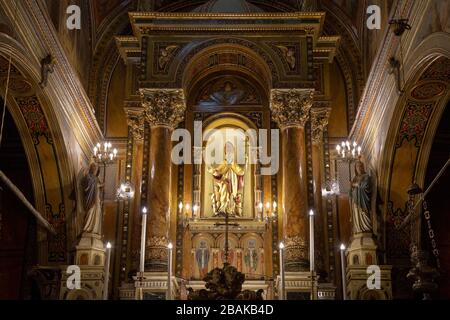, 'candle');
94,147,98,156
167,243,173,300
109,153,113,161
258,202,263,212
309,210,315,272
178,202,183,214
258,202,263,220
104,142,107,152
340,244,347,300
358,146,362,156
113,148,118,157
193,205,199,219
279,242,285,300
140,207,148,274
103,242,112,300
185,204,191,219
